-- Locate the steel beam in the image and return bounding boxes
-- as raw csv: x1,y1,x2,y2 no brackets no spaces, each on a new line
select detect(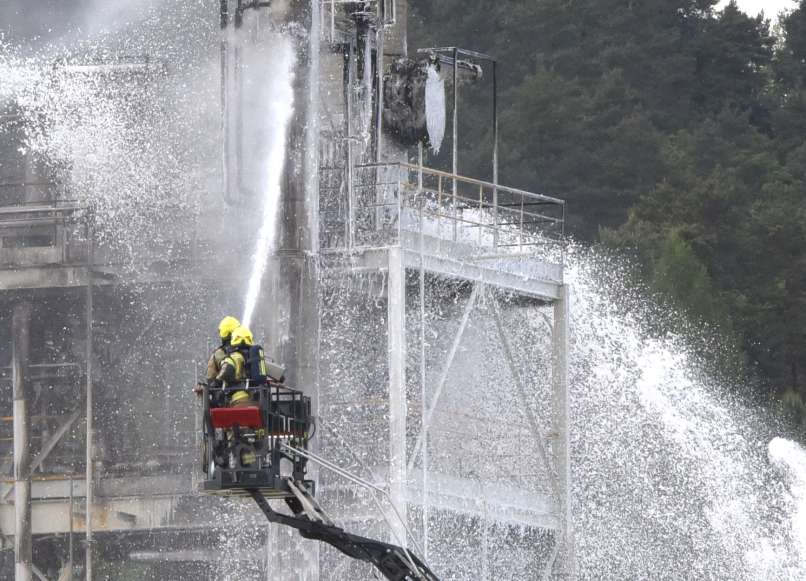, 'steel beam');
1,410,82,503
387,247,407,545
403,470,558,530
551,284,574,577
321,245,561,301
403,248,561,301
0,496,183,536
12,303,33,581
